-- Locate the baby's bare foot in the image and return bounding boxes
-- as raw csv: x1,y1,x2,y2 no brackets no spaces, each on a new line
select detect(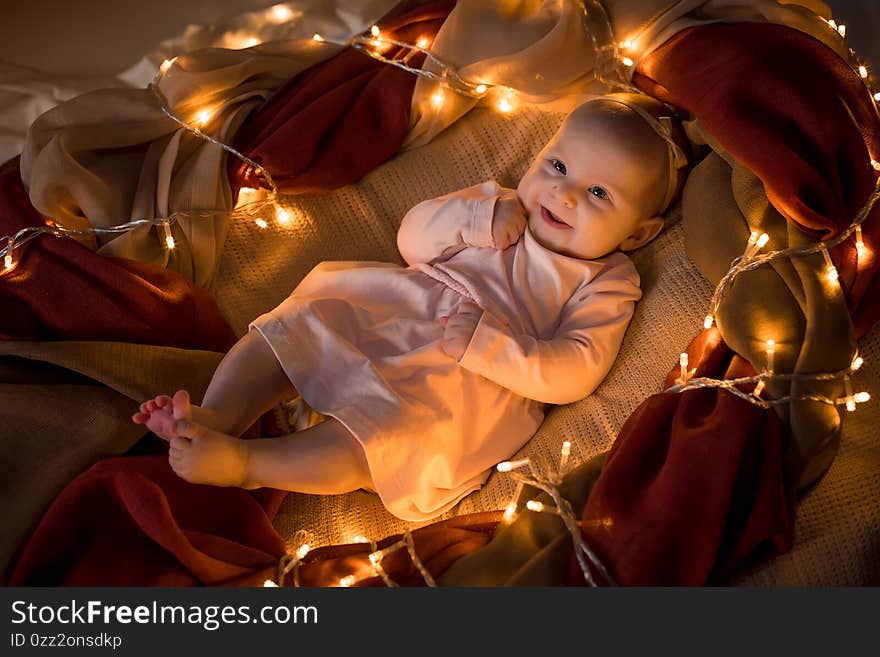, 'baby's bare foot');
132,390,193,442
167,421,249,487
